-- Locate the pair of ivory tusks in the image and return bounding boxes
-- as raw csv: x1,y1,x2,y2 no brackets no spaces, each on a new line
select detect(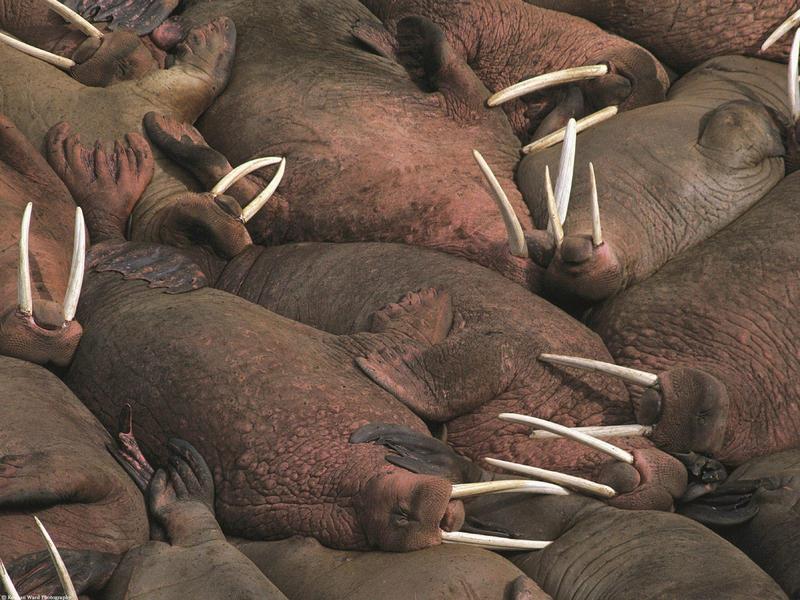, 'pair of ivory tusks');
0,0,102,71
481,353,662,497
0,517,78,600
474,116,602,255
441,530,552,551
18,203,85,323
211,156,287,223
